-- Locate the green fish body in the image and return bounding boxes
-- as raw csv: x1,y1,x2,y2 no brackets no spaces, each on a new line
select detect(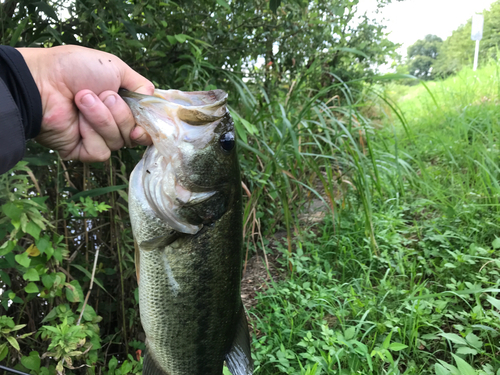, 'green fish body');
122,89,252,375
